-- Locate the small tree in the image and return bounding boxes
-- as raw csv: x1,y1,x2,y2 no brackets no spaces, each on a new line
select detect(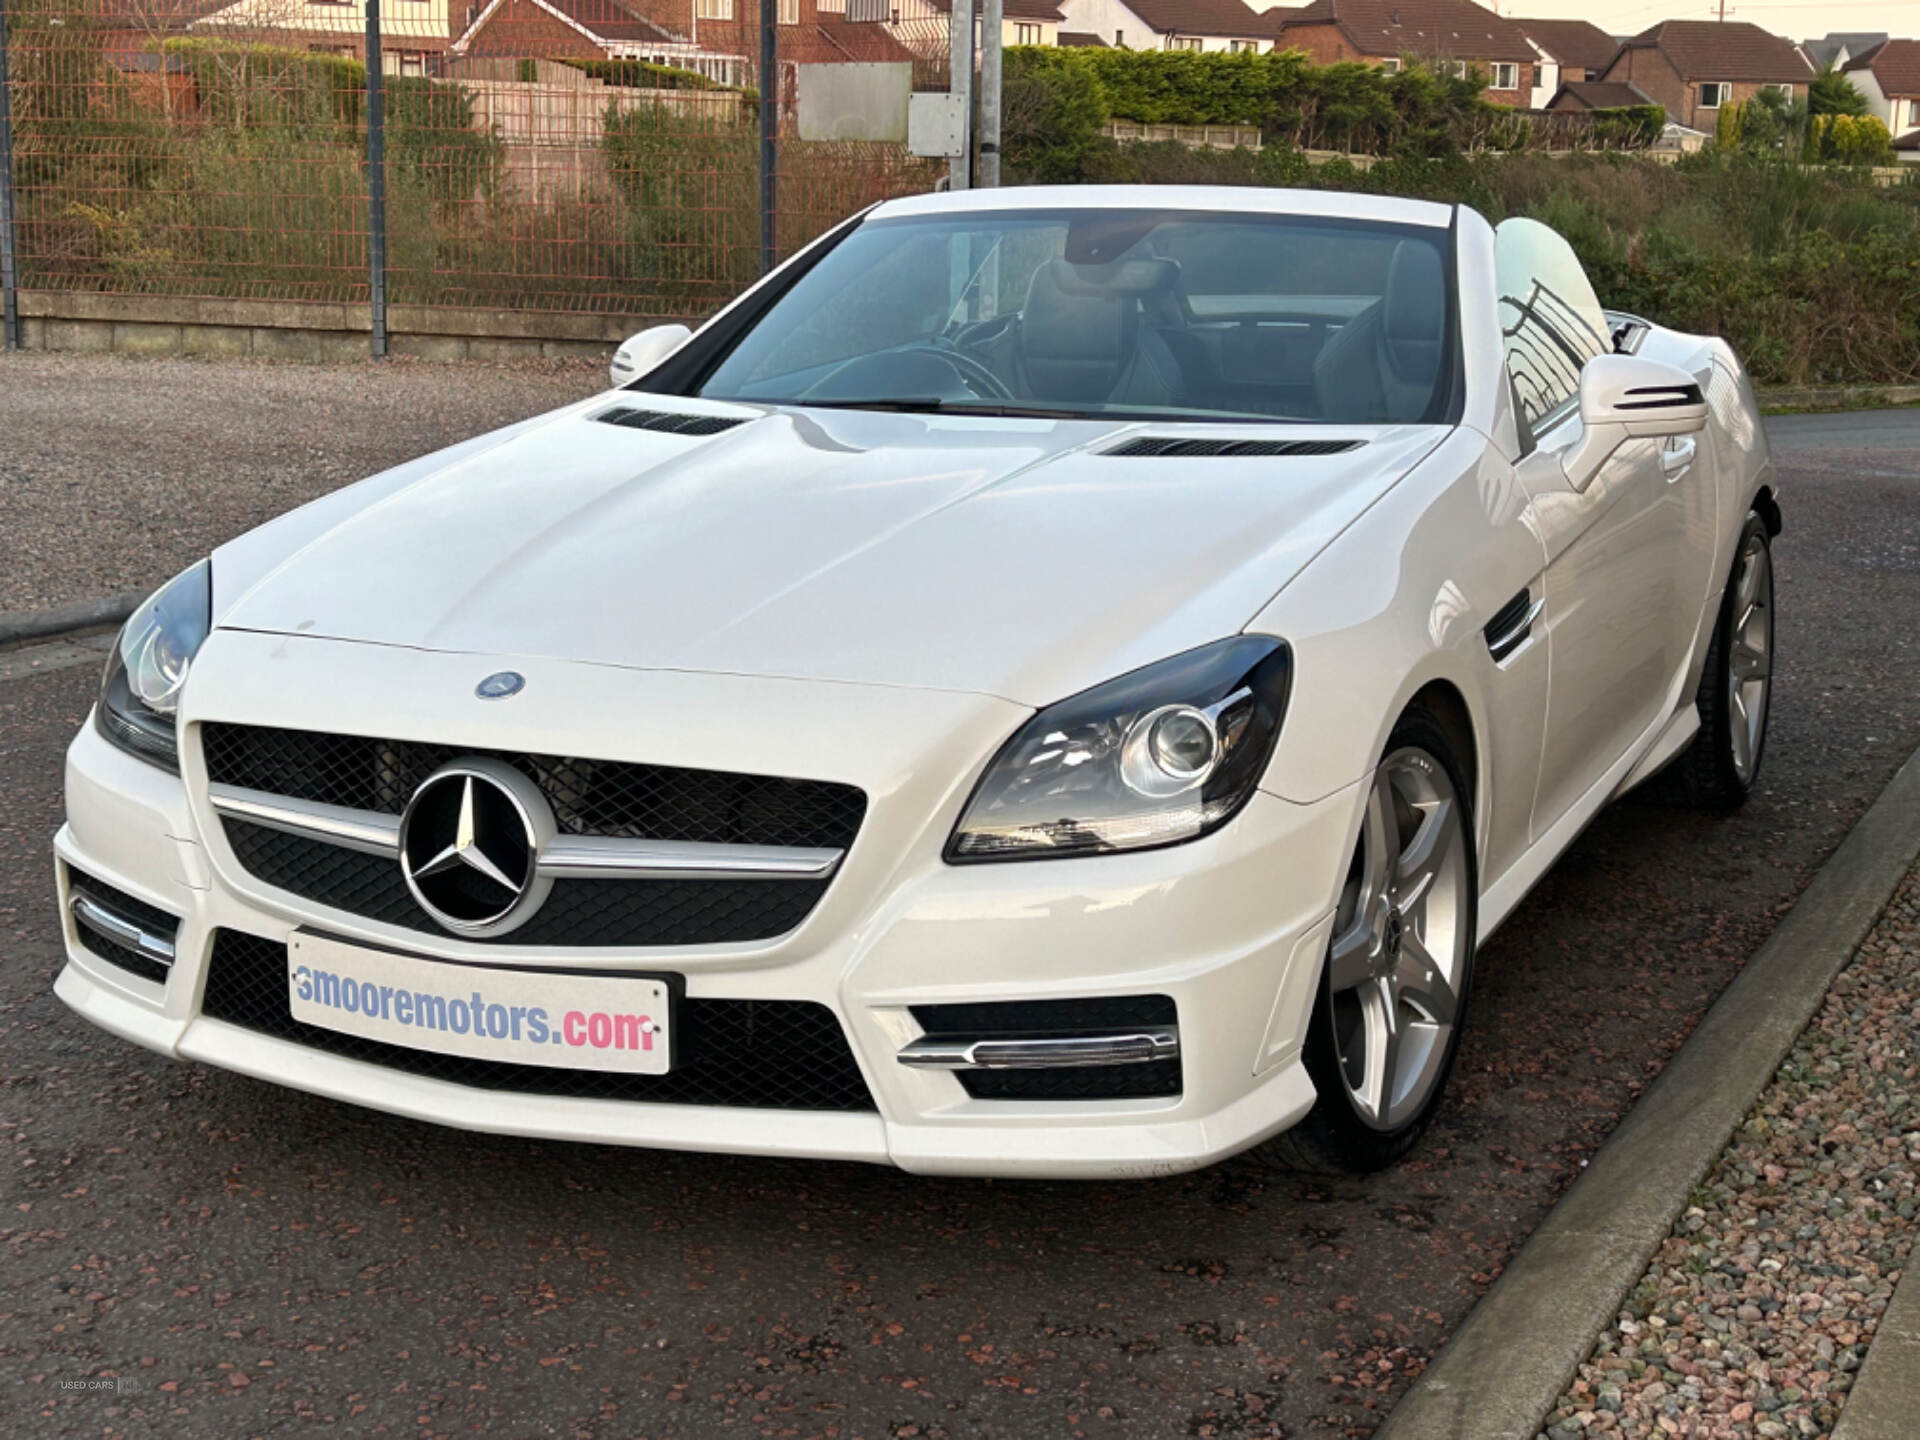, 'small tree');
1809,64,1870,118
